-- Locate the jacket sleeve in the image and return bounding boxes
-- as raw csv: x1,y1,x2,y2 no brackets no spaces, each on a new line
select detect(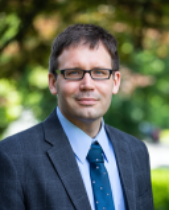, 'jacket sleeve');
143,144,154,209
0,148,25,210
